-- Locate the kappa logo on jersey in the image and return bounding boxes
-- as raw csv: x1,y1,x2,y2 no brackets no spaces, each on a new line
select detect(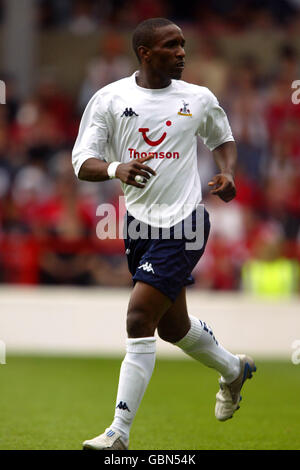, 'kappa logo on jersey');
116,401,131,412
121,107,139,117
178,100,192,117
137,262,155,273
138,120,172,146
